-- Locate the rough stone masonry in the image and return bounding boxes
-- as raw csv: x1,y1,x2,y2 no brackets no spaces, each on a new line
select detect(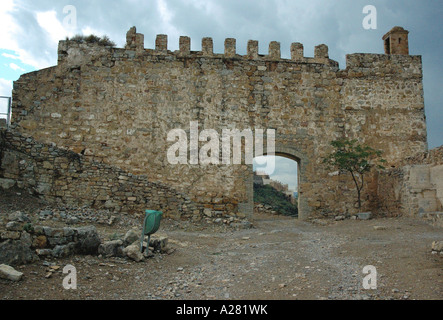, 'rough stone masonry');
3,26,430,219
